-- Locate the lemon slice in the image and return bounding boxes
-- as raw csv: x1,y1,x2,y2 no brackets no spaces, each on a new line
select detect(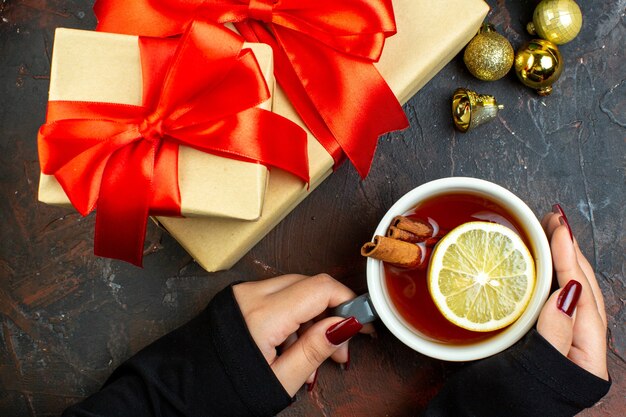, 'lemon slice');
428,221,535,332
